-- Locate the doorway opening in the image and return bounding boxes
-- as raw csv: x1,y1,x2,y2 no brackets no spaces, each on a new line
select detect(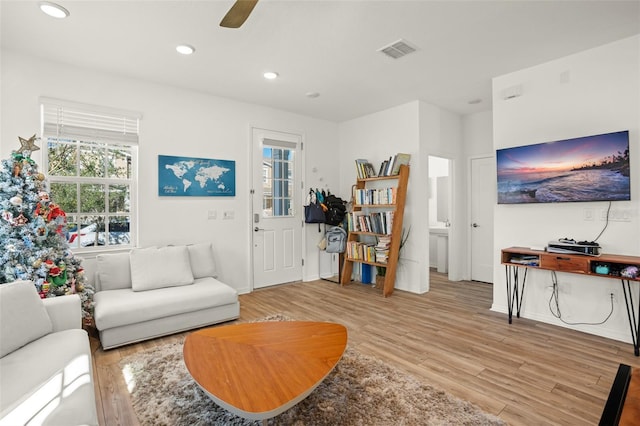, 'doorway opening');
428,155,452,277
